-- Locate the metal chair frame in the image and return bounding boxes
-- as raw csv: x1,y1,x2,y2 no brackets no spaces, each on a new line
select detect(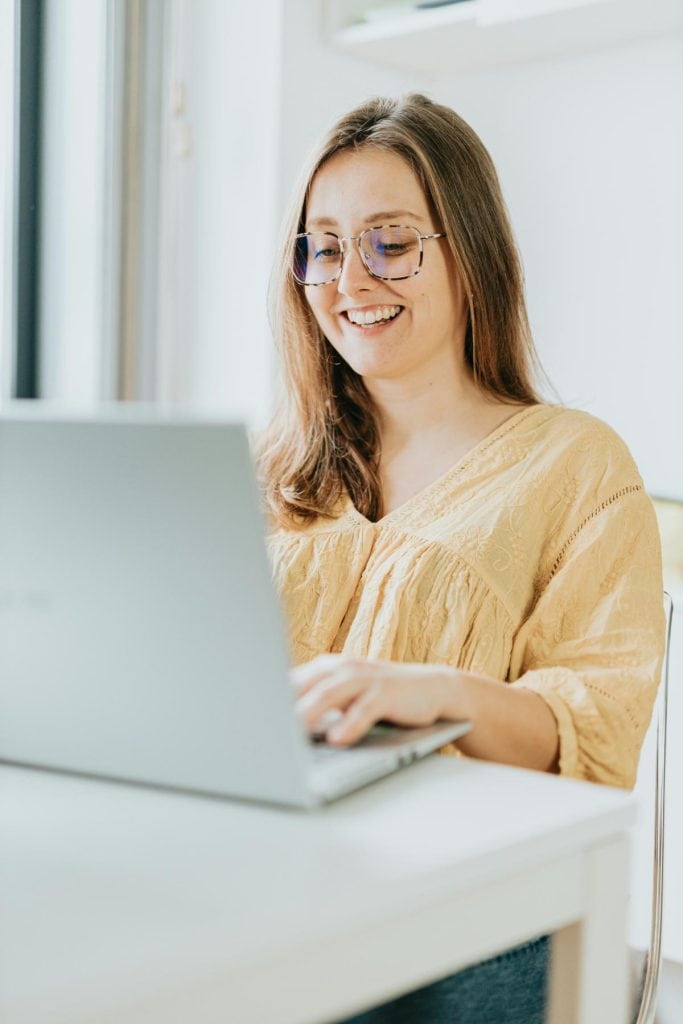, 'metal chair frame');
633,591,674,1024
